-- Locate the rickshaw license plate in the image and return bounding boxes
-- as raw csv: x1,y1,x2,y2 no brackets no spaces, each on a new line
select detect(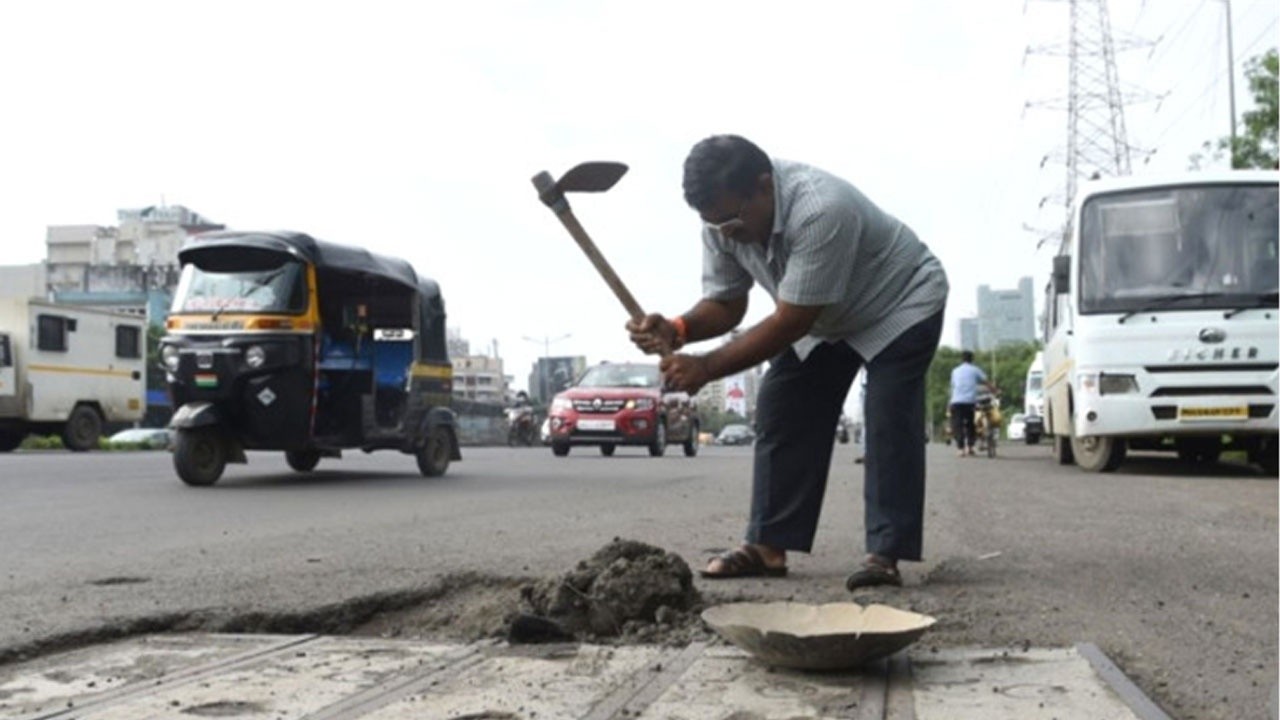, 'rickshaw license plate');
1178,406,1247,421
578,419,615,431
